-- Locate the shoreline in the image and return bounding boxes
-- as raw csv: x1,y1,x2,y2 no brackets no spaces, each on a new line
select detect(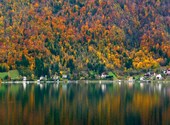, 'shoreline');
1,79,170,85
